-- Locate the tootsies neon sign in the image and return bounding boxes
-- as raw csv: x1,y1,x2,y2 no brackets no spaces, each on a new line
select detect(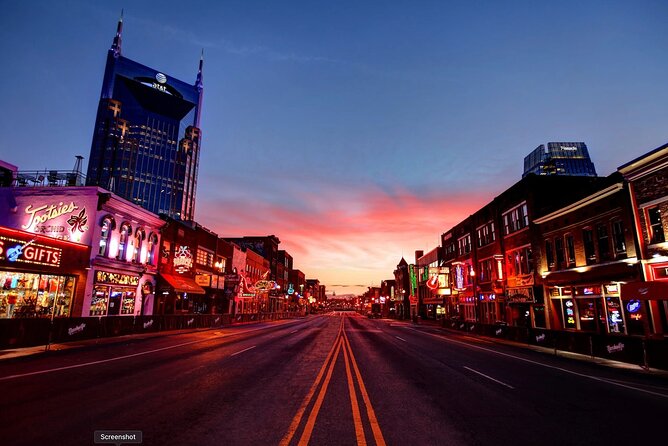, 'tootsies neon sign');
21,201,89,243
